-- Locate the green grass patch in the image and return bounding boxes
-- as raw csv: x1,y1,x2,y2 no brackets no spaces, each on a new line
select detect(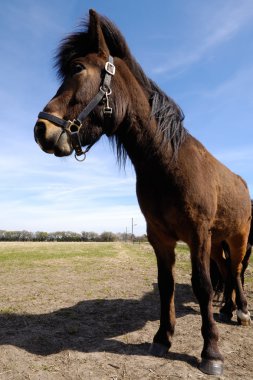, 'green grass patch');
0,242,116,258
0,242,118,267
176,243,191,273
0,241,155,267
